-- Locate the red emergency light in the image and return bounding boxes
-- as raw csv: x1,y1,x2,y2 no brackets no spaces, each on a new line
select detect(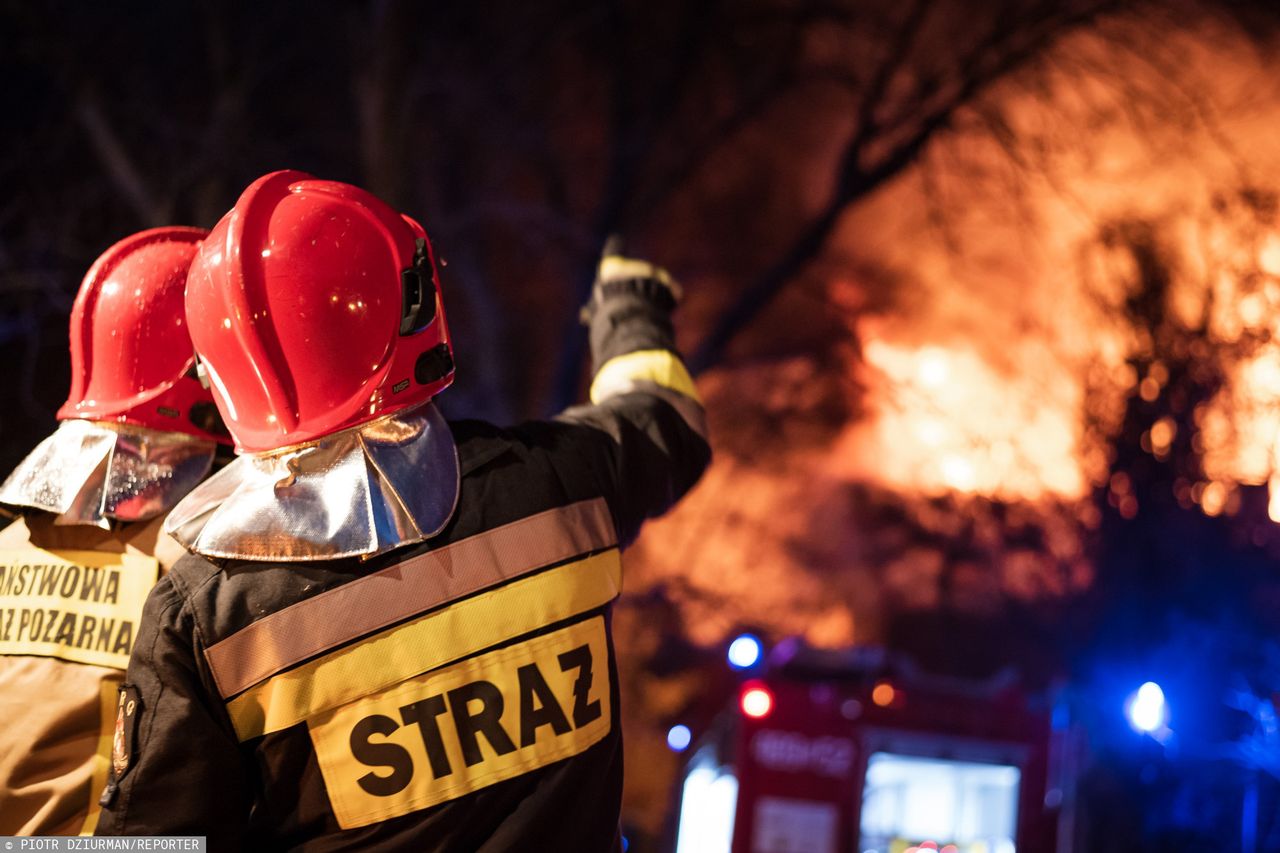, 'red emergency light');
740,683,773,719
